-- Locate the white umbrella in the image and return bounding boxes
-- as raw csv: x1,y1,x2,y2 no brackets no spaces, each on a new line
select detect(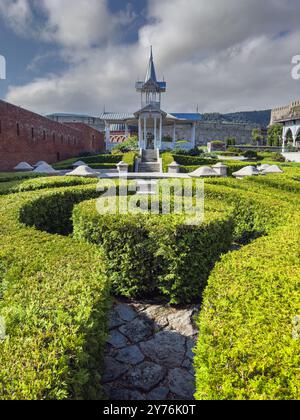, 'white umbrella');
72,160,86,168
66,165,98,178
189,166,219,178
33,163,57,174
262,165,284,174
232,166,260,179
14,162,34,172
257,164,270,172
34,161,48,168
